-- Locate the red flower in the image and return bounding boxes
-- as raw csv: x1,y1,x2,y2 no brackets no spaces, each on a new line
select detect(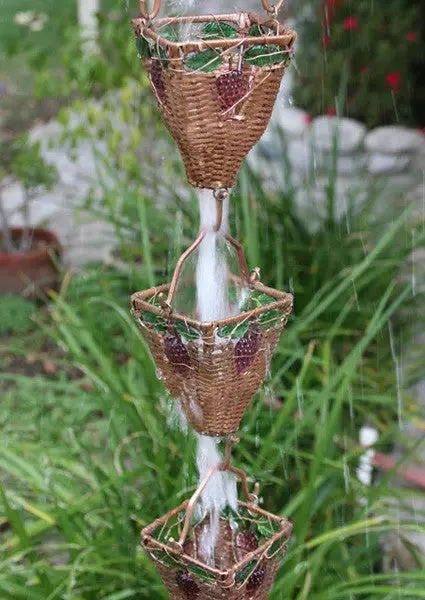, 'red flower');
344,16,359,31
321,35,332,49
385,71,401,91
326,107,337,116
360,65,369,74
407,32,418,42
304,114,313,125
